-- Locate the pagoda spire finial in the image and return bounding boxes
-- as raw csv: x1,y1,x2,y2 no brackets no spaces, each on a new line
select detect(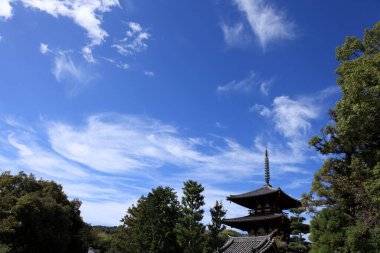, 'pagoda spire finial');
265,148,271,187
